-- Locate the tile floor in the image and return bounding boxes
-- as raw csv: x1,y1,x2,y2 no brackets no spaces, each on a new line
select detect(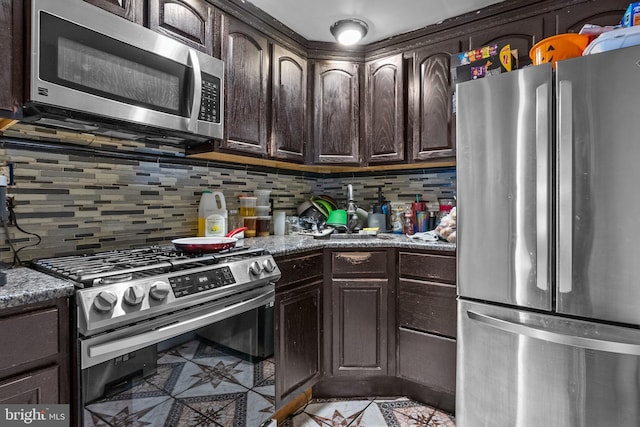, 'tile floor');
83,337,276,426
282,397,455,427
83,336,456,427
